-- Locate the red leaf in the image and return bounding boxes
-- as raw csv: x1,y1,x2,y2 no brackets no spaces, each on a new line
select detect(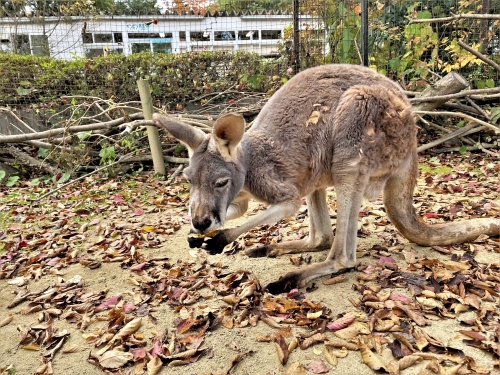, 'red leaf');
130,262,147,272
228,99,236,105
306,359,329,373
150,340,163,357
95,295,121,312
47,257,61,267
134,208,144,216
327,314,355,331
424,212,439,219
459,330,486,341
389,293,411,303
451,185,463,192
123,303,136,313
130,347,146,360
176,318,195,334
378,256,395,265
113,194,125,203
287,288,299,298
